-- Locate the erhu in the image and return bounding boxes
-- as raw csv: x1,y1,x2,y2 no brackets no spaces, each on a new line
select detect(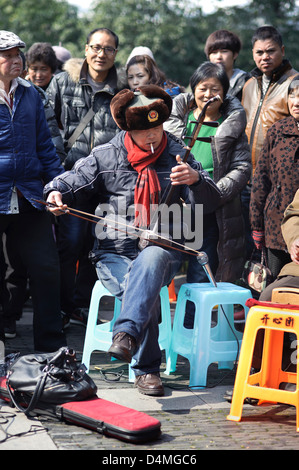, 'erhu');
138,94,222,287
